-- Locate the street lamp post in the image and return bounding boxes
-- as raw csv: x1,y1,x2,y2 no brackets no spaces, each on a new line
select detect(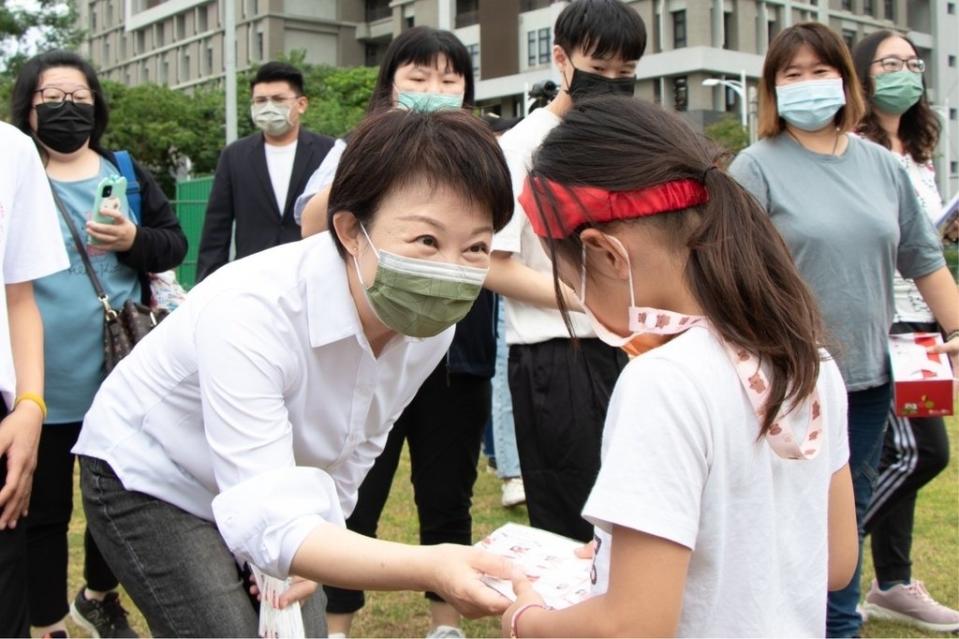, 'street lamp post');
703,70,748,132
